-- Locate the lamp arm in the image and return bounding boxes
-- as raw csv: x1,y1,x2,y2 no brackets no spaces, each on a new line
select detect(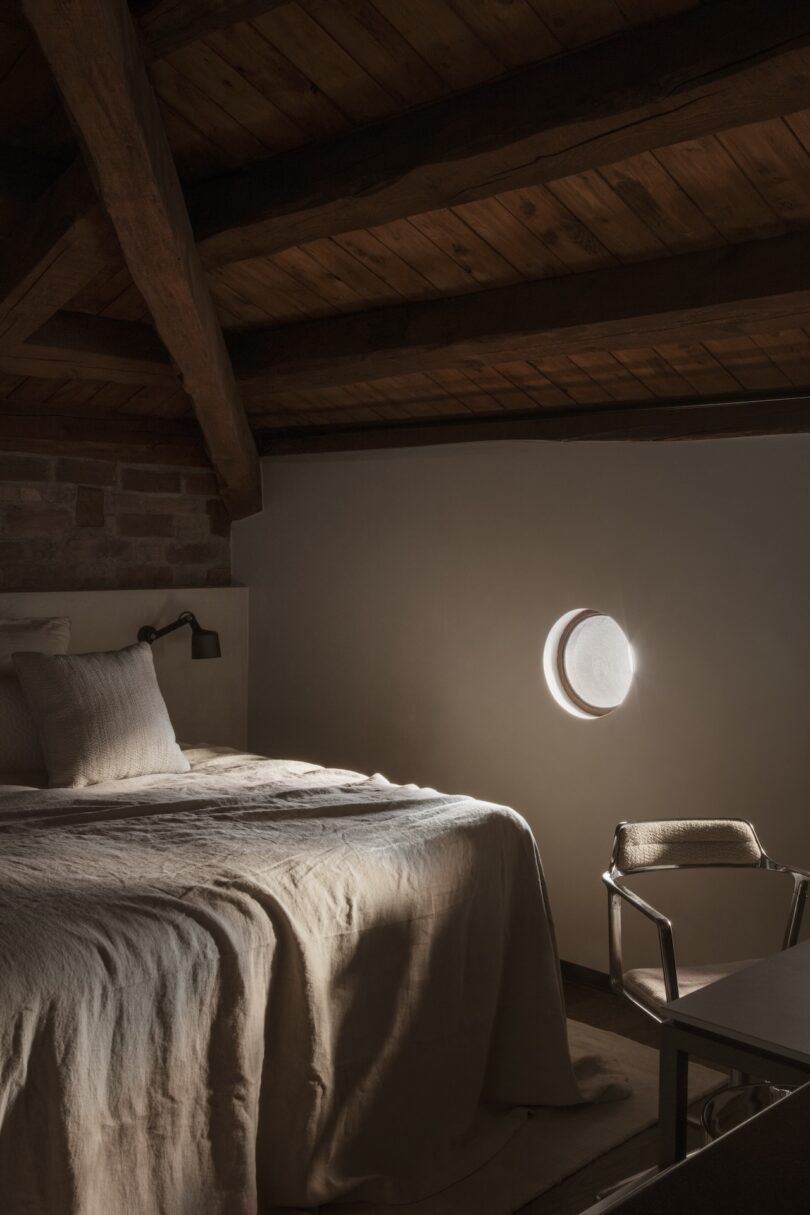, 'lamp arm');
137,612,199,645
